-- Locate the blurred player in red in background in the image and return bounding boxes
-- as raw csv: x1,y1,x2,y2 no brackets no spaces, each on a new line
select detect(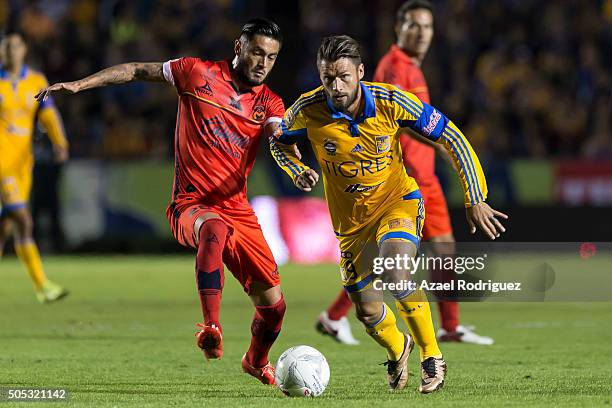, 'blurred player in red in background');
317,0,493,346
37,19,288,385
